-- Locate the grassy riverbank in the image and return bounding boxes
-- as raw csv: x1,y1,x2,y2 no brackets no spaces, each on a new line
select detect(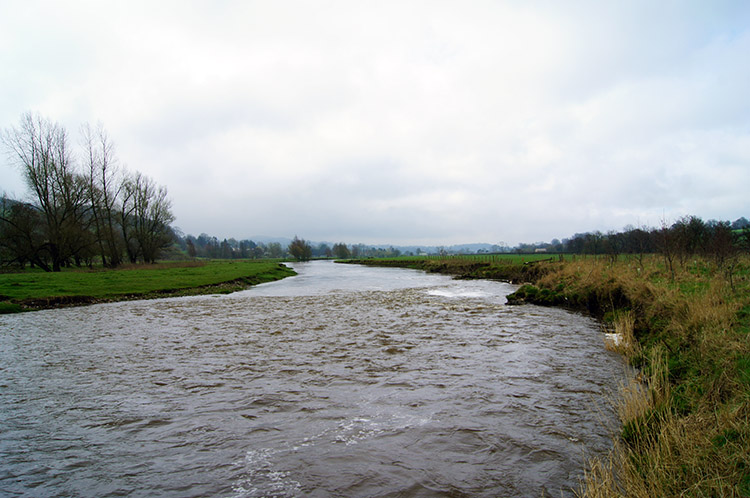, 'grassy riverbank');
347,254,750,496
344,253,560,283
0,260,296,313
